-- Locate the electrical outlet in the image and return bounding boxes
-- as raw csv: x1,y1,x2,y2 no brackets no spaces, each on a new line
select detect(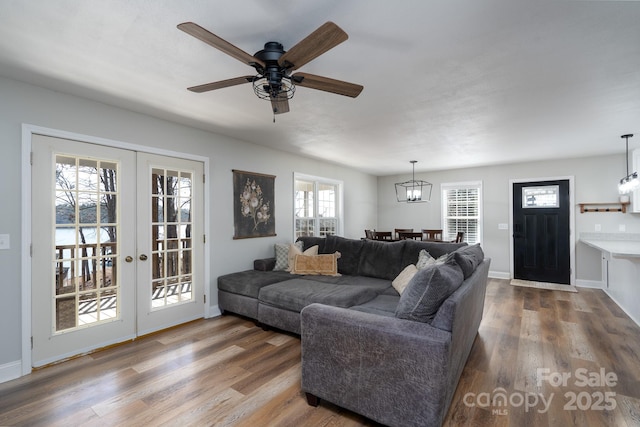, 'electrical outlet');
0,234,9,250
619,224,626,232
595,224,601,232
